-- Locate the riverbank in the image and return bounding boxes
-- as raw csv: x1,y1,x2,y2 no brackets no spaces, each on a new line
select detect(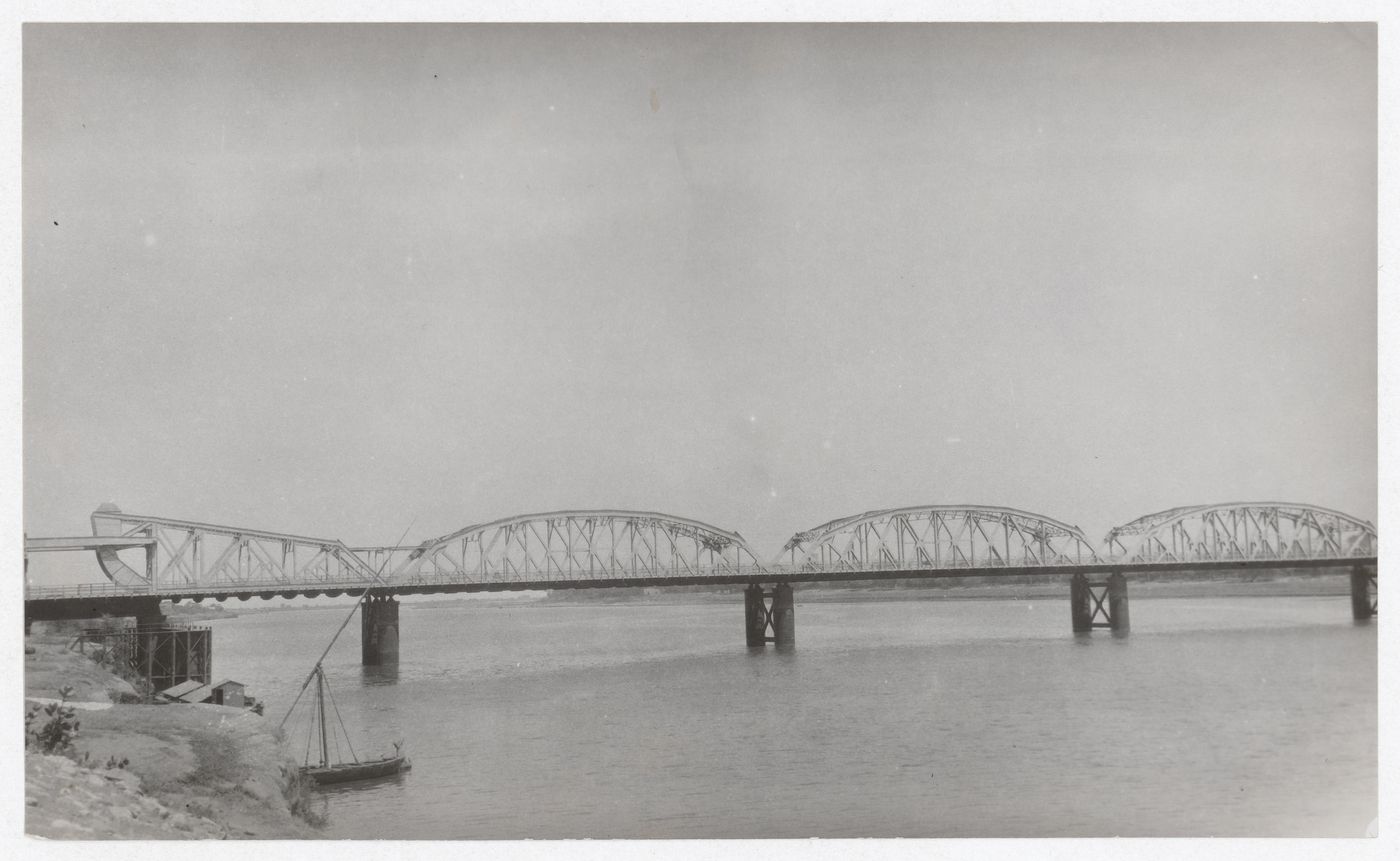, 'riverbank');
23,636,320,840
